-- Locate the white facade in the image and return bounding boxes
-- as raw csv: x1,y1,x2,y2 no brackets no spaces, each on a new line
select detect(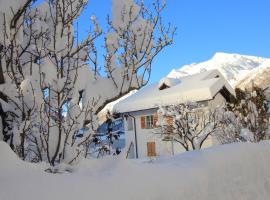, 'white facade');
124,109,183,158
